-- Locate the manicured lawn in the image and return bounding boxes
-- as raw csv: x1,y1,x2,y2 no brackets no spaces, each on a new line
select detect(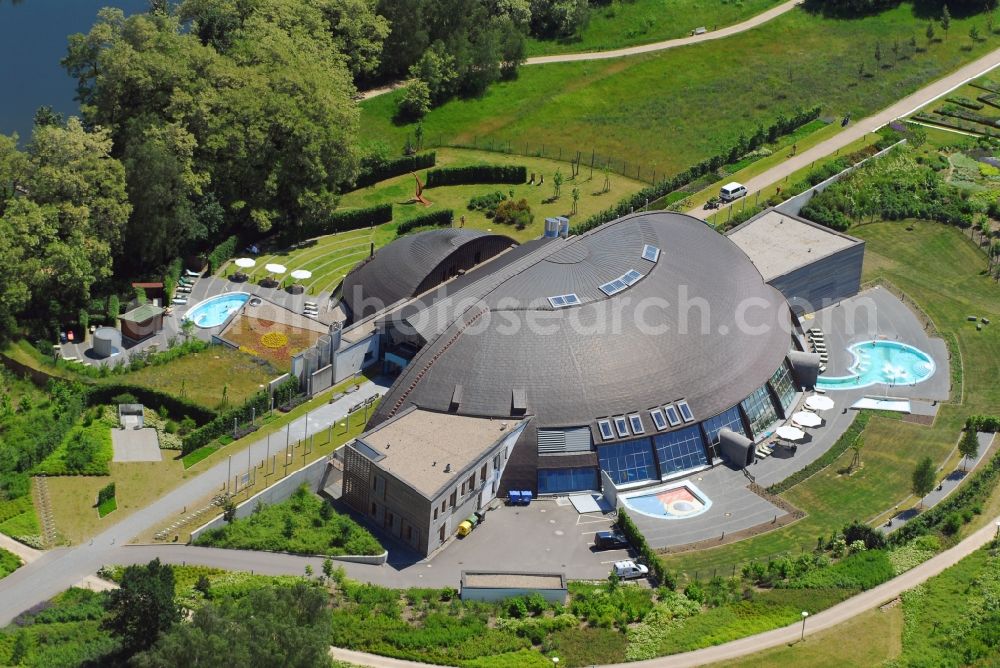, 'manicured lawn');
215,147,645,297
663,221,1000,578
194,485,383,556
46,457,188,544
0,547,20,579
225,225,396,296
362,5,1000,179
714,604,903,667
109,345,277,409
524,0,785,56
339,148,647,241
